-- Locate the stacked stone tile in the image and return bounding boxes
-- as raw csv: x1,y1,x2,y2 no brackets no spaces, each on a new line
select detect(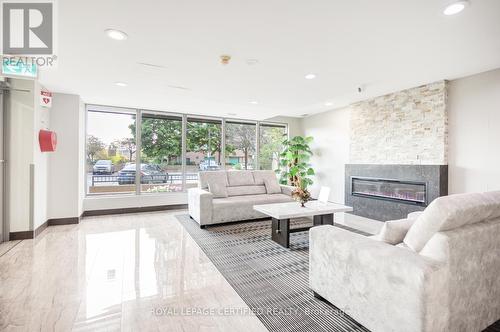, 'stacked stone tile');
349,81,448,165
